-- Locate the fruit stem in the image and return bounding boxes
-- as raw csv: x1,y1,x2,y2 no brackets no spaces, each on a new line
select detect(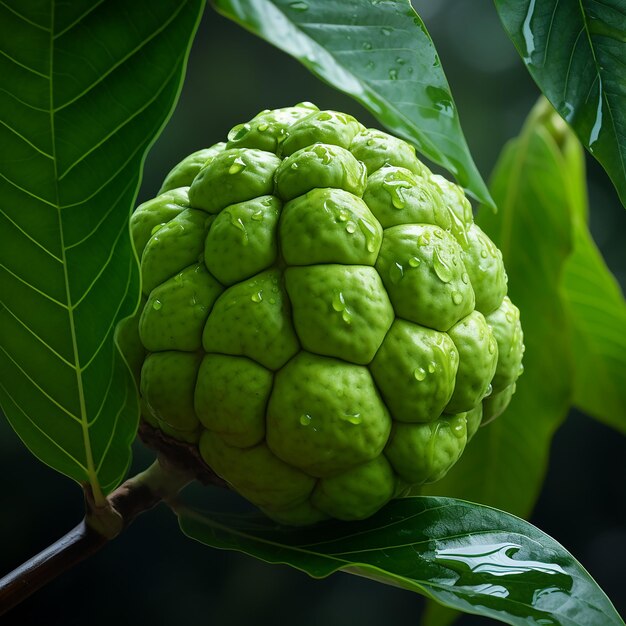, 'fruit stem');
0,457,193,615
